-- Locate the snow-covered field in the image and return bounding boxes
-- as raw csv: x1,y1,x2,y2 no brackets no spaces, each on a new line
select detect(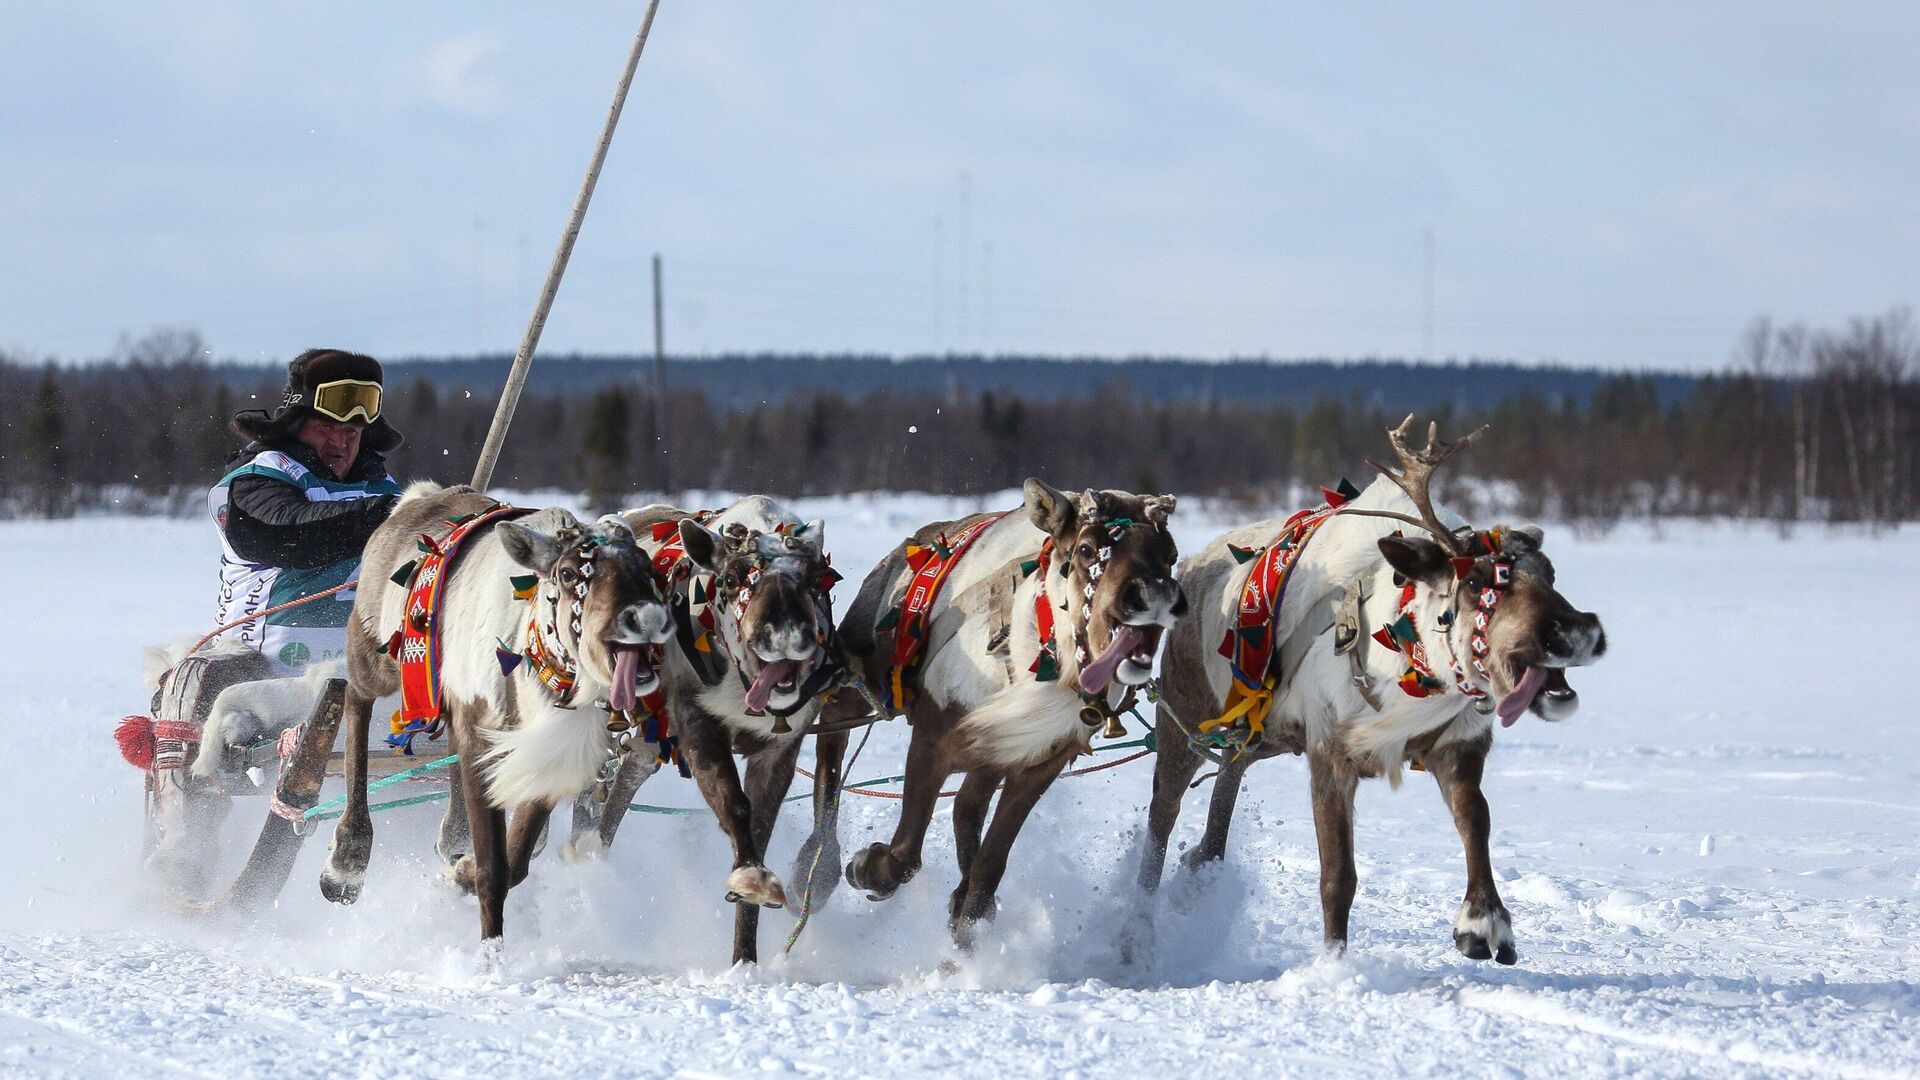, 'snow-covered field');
1,494,1915,1078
